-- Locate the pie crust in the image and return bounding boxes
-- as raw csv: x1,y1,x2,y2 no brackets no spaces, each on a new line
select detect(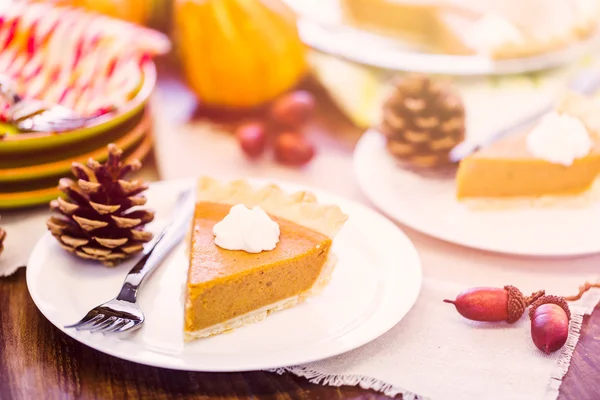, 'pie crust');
194,177,348,237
